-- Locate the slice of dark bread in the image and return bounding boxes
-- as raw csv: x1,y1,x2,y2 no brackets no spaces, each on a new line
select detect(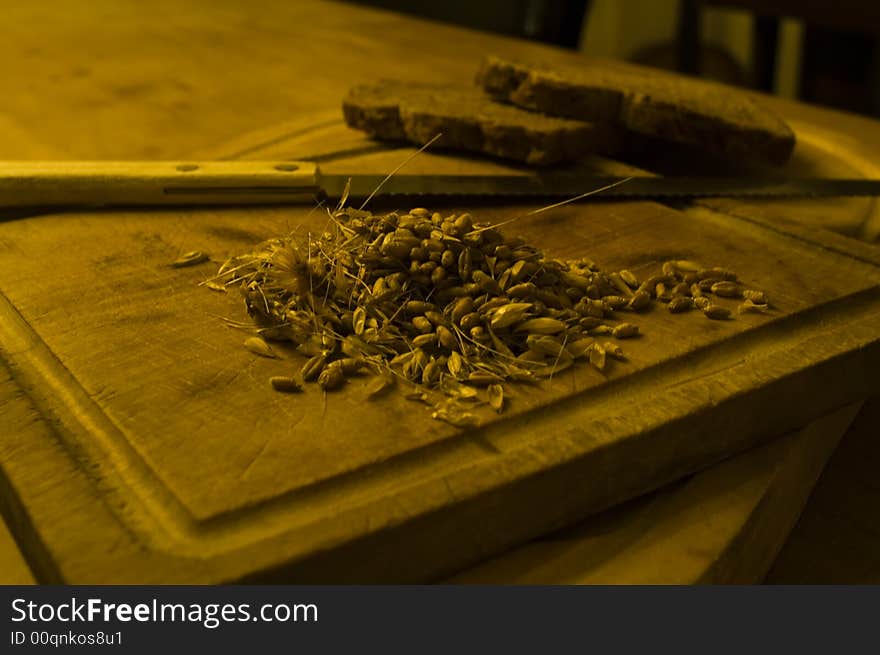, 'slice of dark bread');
342,80,620,166
477,56,796,166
